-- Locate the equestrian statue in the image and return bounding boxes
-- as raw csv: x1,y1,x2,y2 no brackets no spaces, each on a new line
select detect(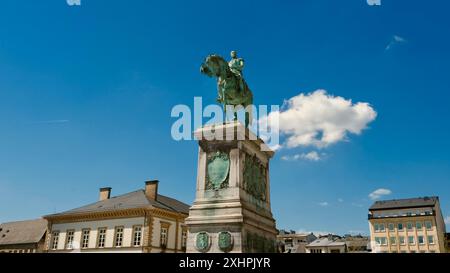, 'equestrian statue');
200,51,254,128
